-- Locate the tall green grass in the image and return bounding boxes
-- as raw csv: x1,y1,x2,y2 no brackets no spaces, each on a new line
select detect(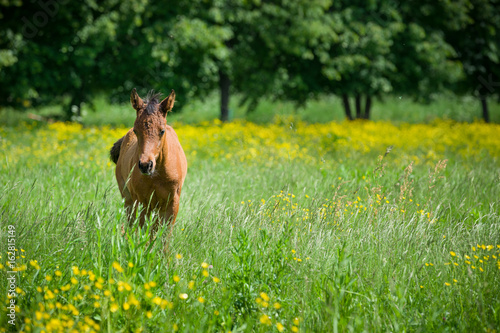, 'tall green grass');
0,119,499,331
